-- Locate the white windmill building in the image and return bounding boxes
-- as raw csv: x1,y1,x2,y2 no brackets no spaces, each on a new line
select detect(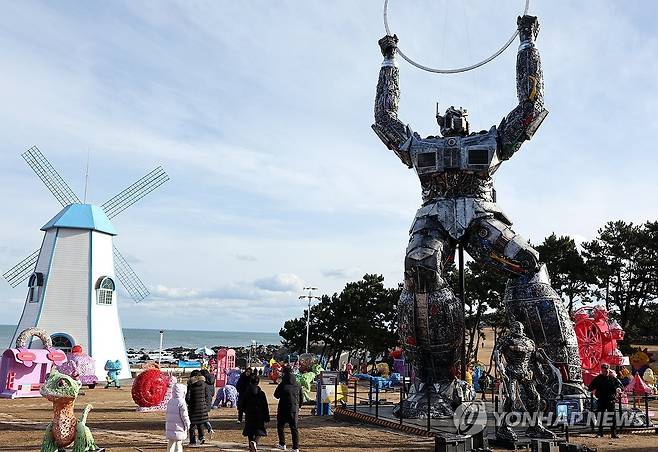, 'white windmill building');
3,147,169,380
